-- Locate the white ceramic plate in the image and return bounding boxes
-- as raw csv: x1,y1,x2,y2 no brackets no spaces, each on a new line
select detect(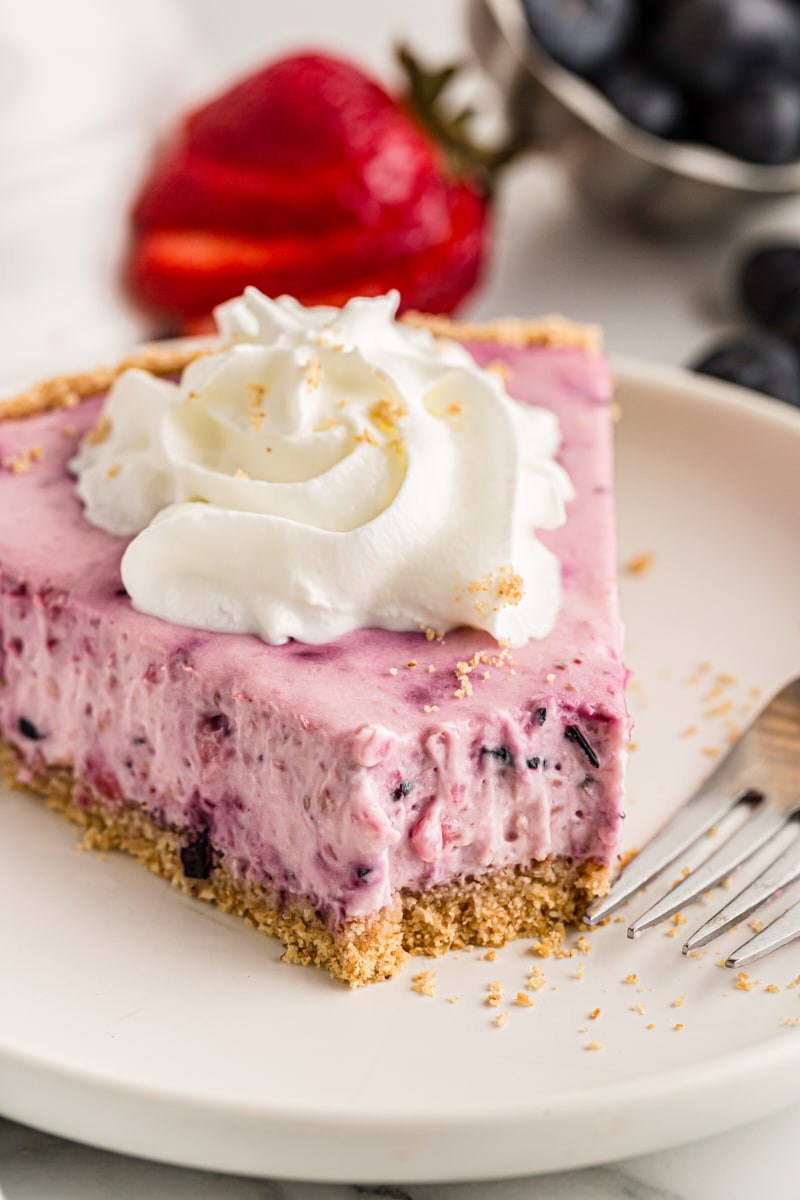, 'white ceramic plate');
3,359,800,1183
